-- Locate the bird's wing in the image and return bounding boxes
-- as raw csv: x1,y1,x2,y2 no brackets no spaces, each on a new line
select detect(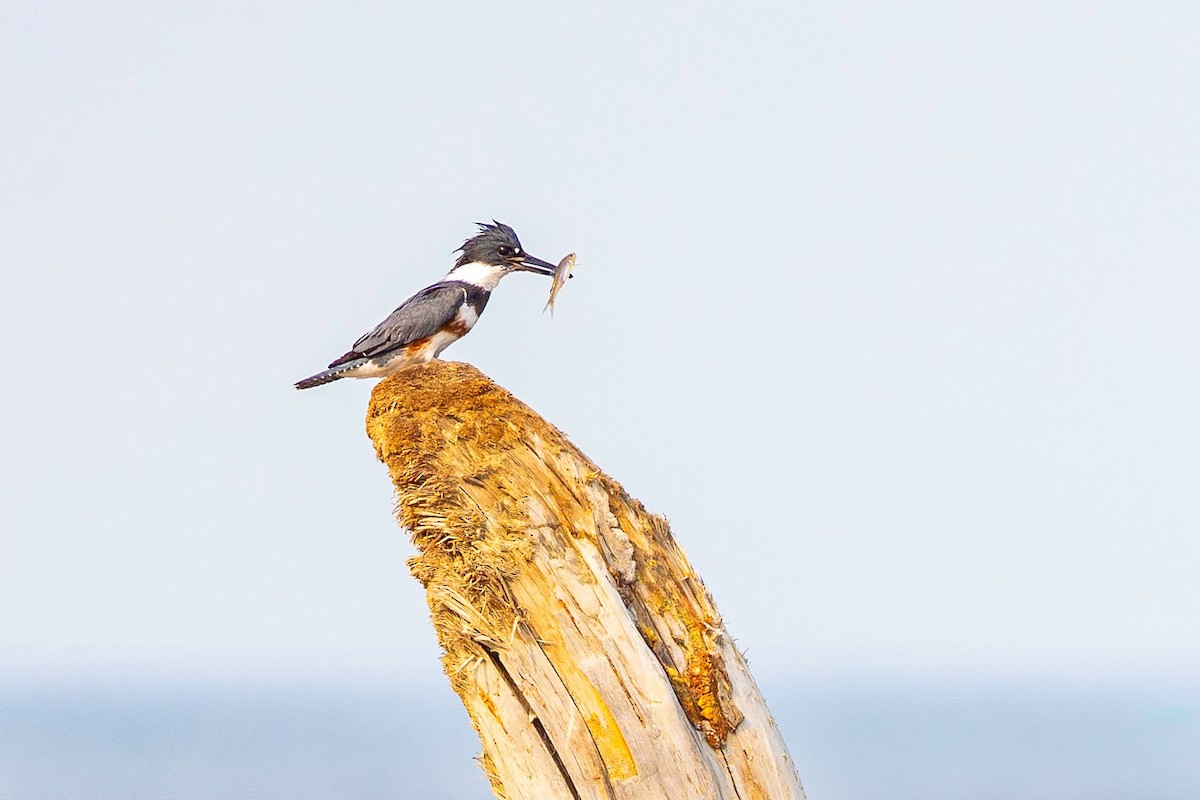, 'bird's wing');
327,282,466,368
